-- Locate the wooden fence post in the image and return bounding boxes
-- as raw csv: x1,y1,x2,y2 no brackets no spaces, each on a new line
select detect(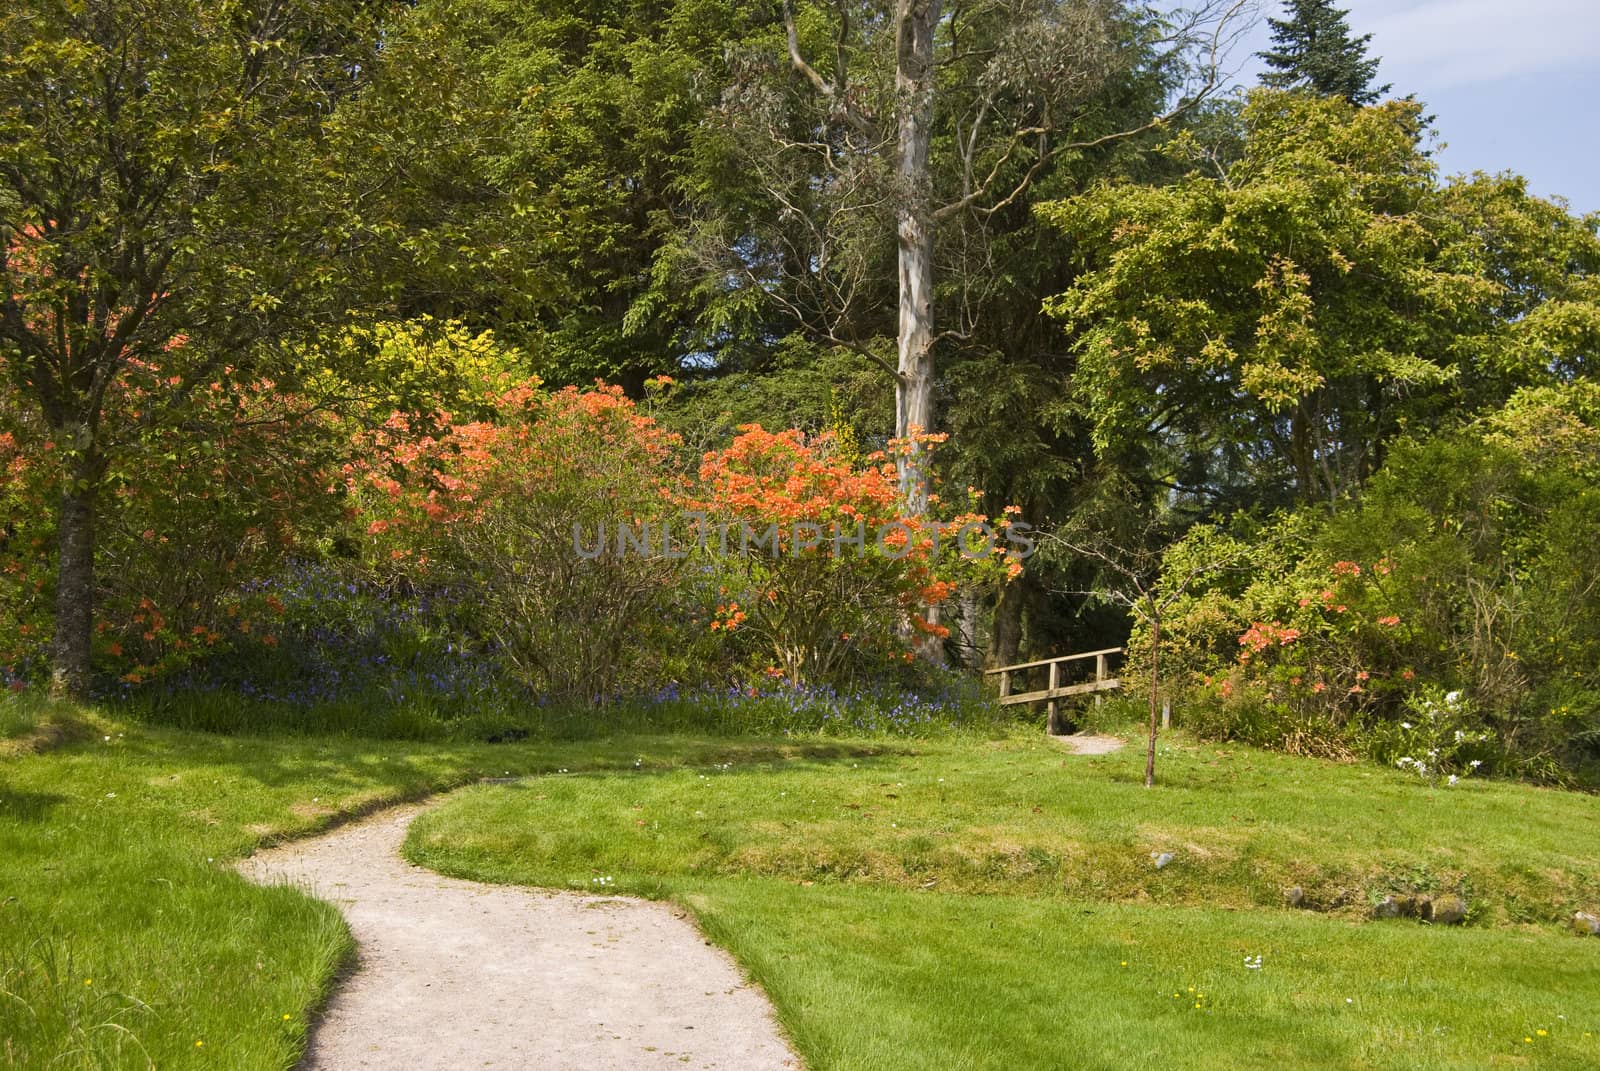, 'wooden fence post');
1047,659,1063,735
